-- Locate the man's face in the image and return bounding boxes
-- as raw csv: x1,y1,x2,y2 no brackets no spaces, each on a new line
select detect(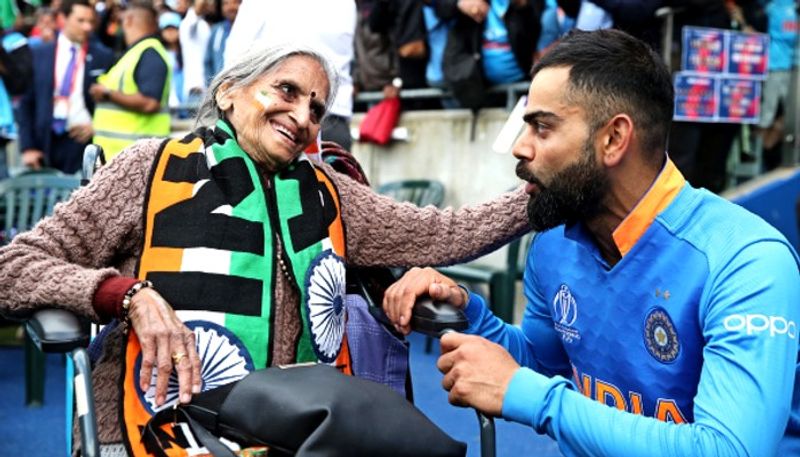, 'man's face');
222,0,241,22
512,66,609,231
61,4,94,44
